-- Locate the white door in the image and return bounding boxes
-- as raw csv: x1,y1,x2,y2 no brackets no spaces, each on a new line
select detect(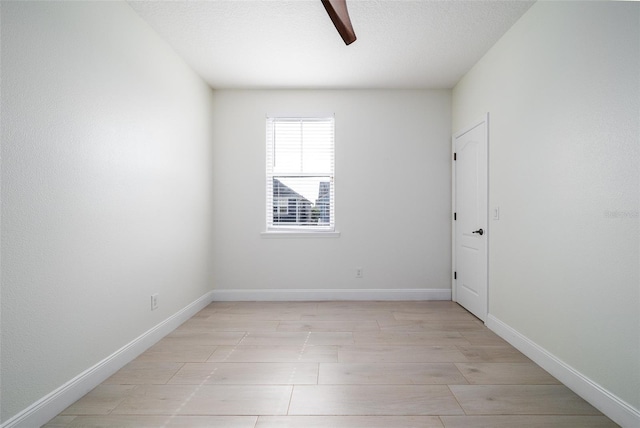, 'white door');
454,115,488,321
